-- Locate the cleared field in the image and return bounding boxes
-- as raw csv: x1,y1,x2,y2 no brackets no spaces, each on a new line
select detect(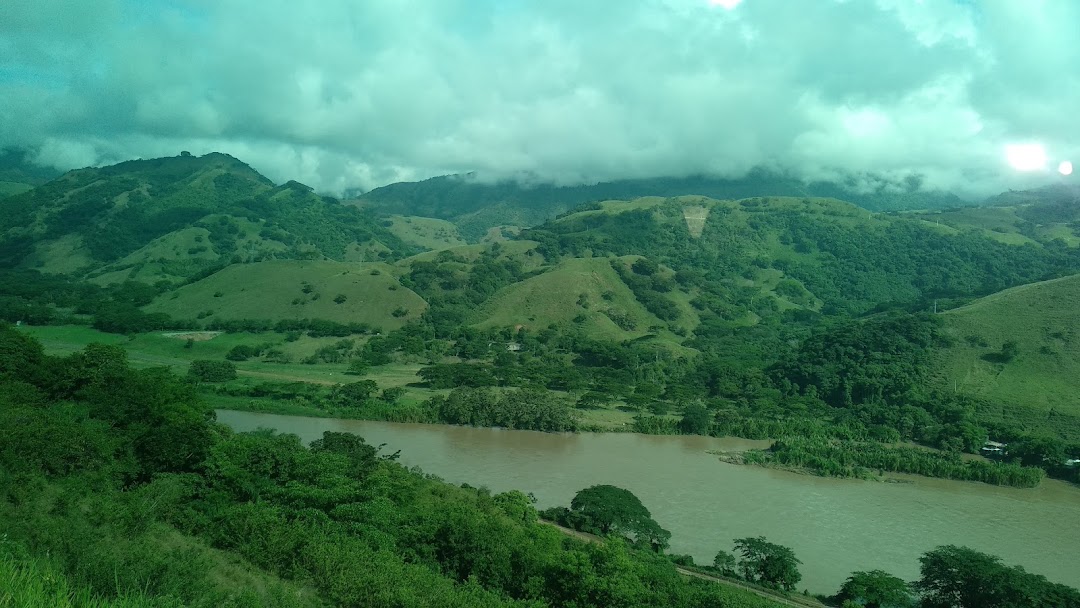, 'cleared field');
145,259,427,328
386,215,466,250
